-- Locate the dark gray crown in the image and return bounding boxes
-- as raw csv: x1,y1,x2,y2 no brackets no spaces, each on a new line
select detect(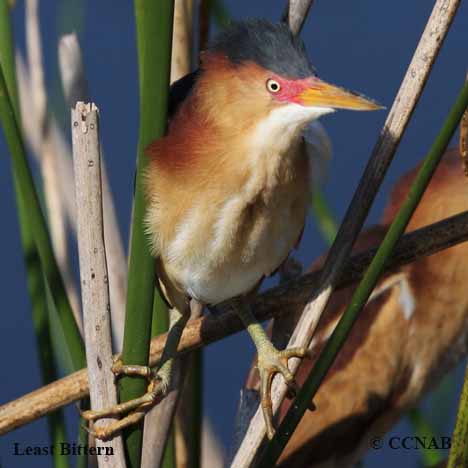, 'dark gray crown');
207,19,316,79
